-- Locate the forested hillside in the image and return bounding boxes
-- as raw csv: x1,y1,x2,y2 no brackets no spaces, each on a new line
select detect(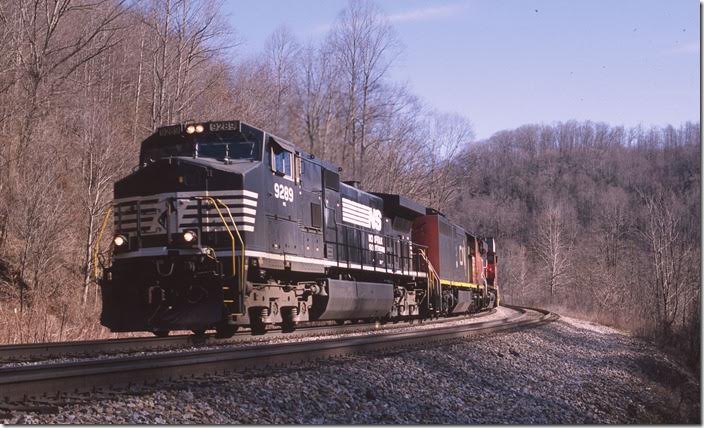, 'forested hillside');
452,122,700,368
0,0,472,342
0,0,698,369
